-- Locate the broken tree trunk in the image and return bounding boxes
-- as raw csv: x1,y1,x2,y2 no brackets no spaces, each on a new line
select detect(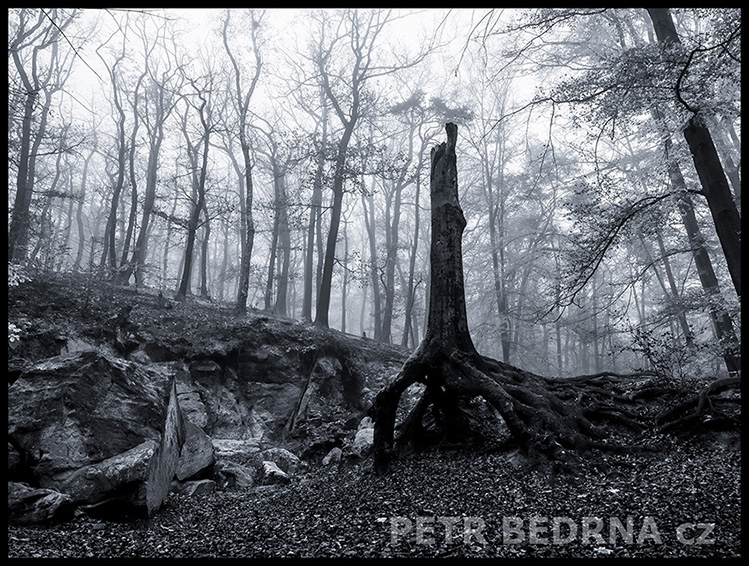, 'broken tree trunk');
372,123,652,476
